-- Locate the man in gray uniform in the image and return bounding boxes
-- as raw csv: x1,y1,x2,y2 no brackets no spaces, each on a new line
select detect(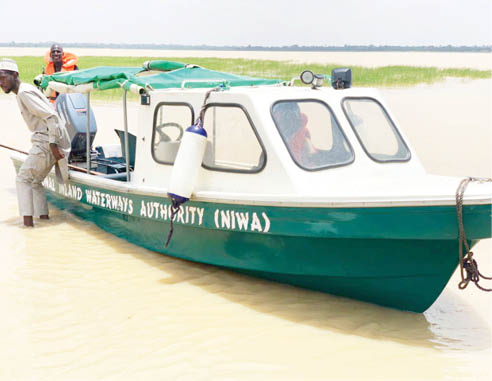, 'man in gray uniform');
0,58,70,227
